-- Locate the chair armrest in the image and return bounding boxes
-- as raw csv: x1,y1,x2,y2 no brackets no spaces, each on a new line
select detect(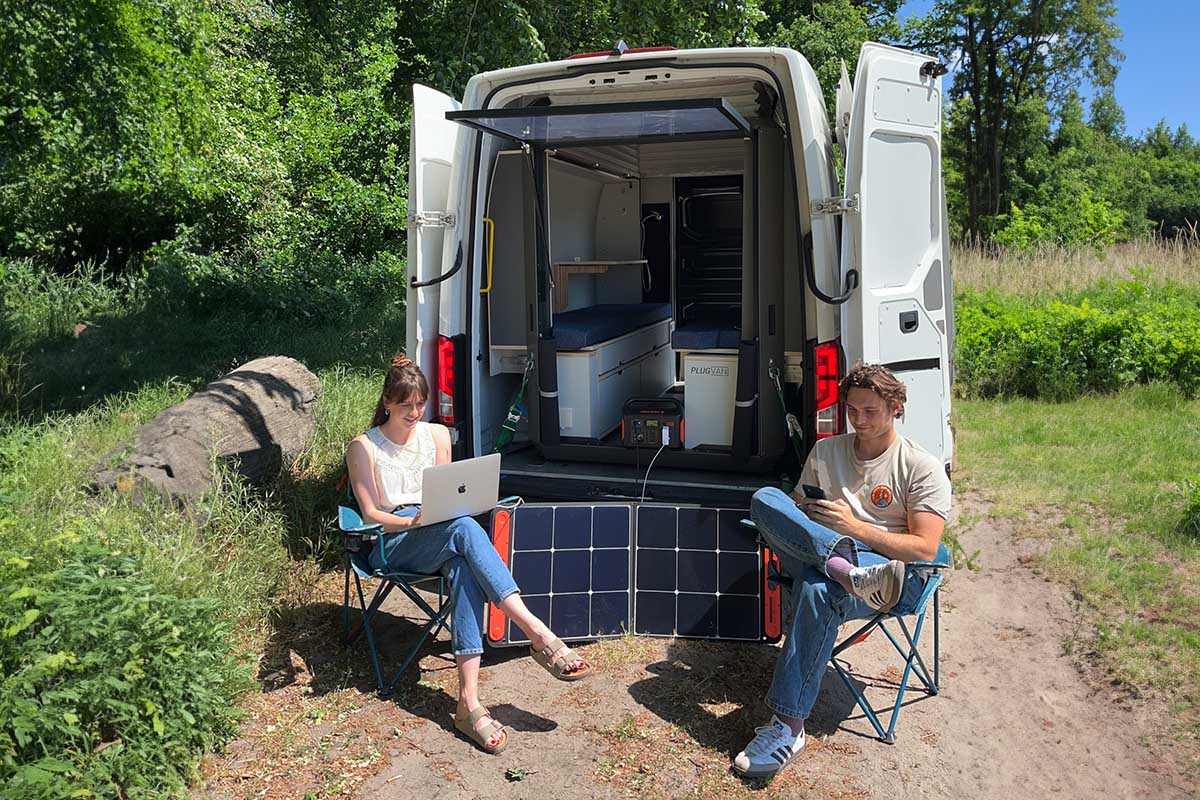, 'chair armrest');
909,543,952,570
